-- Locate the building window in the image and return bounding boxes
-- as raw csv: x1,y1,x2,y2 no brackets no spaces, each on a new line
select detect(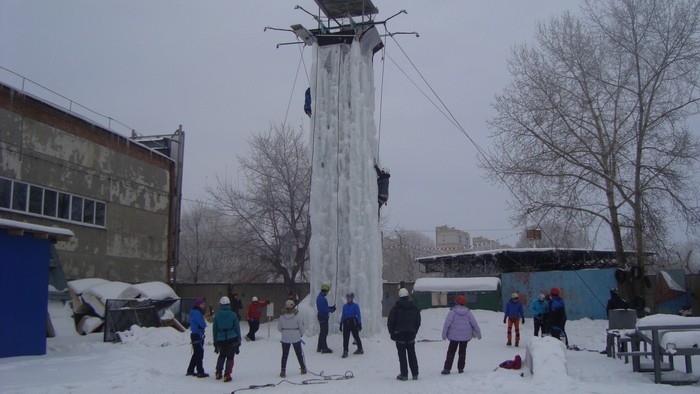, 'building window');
58,192,71,220
0,178,10,209
0,176,106,228
29,185,43,214
71,196,83,222
43,189,57,217
83,199,95,224
12,182,27,211
95,201,106,226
